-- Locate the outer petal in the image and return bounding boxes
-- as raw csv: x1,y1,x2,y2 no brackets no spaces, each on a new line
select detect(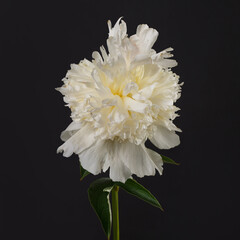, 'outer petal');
106,18,128,61
108,17,127,40
106,141,132,182
144,147,163,175
107,141,158,181
57,124,95,157
78,140,108,175
152,48,177,68
60,121,82,141
66,62,94,83
120,142,157,178
109,157,132,183
150,125,180,149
